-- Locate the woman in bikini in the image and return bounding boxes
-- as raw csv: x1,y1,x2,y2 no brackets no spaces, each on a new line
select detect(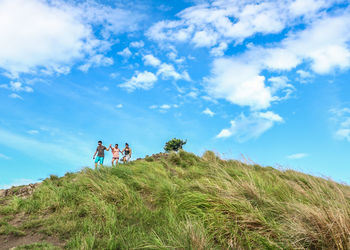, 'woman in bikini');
121,143,132,163
110,144,122,166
